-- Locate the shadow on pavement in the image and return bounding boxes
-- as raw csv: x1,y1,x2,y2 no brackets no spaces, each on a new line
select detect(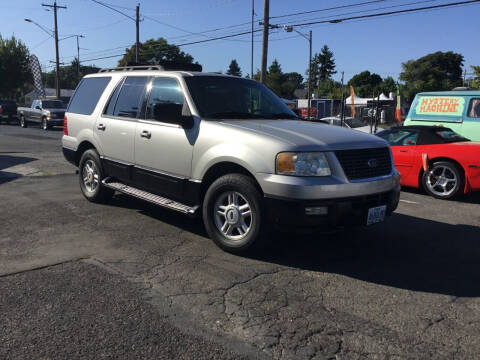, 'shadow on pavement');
107,193,480,298
249,212,480,298
0,154,37,185
401,186,480,204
